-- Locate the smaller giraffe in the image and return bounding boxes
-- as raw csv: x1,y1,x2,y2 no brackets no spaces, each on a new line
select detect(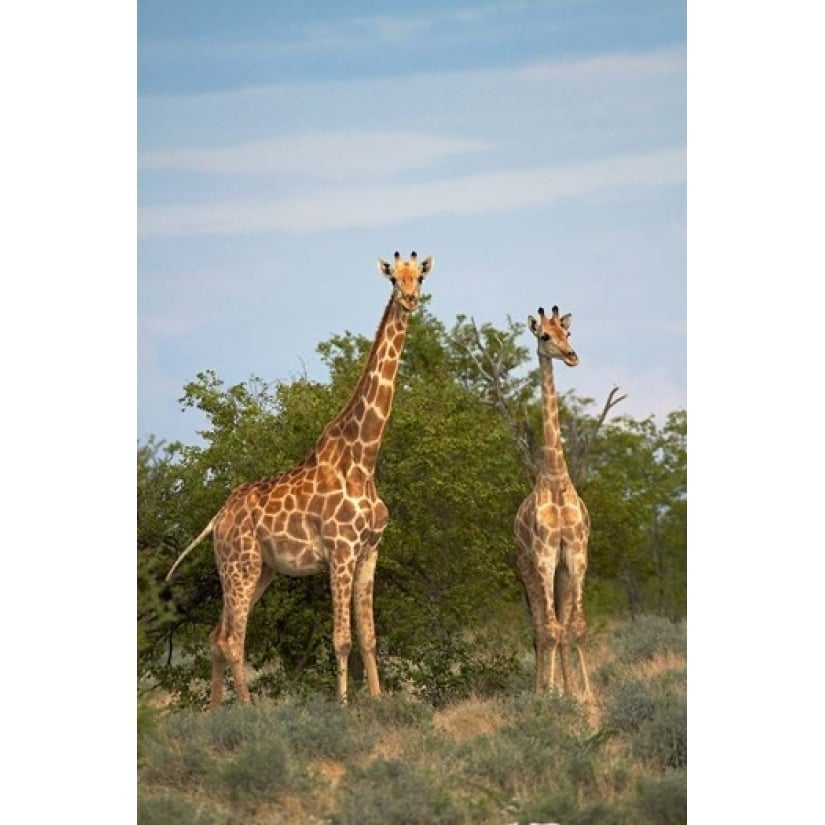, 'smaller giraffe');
166,252,434,708
514,304,593,701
